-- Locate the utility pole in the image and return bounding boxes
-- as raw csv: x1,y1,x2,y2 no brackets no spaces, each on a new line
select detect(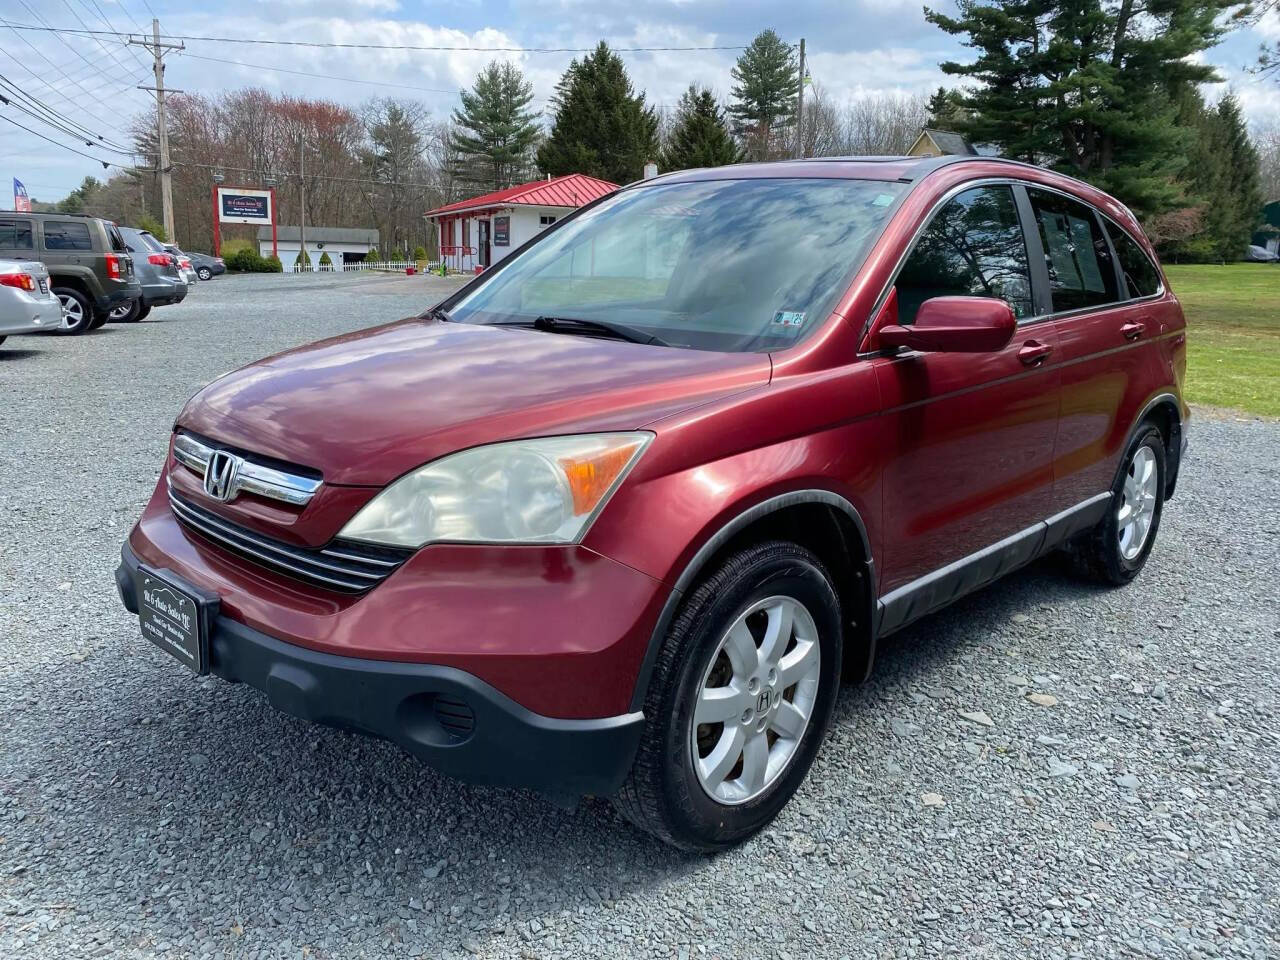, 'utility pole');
795,38,806,159
298,135,306,271
129,20,183,242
